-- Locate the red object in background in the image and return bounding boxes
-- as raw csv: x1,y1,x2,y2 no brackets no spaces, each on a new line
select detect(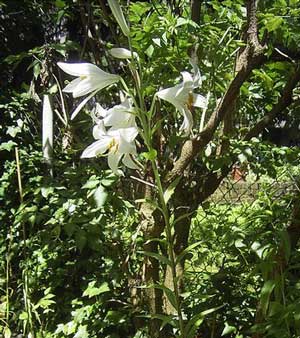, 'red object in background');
231,165,246,182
